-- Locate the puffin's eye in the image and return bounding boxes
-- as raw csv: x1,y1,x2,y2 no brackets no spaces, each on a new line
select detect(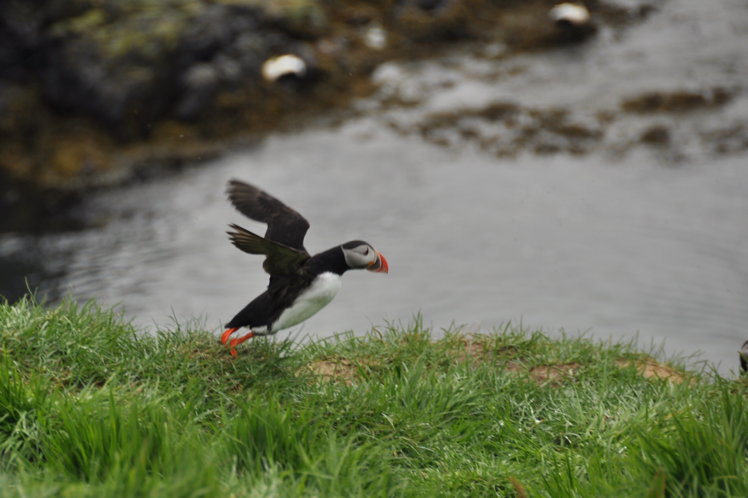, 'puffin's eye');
363,248,369,256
